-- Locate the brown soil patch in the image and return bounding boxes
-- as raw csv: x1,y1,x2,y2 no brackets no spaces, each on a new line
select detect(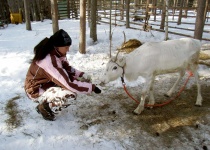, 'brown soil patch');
76,75,210,149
